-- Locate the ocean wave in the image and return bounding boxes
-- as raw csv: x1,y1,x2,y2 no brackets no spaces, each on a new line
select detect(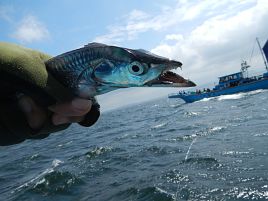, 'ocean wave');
85,146,113,159
151,122,168,129
174,126,225,141
218,93,244,100
110,186,174,201
180,157,222,171
178,125,199,131
140,145,181,156
163,169,190,184
12,159,64,193
198,89,266,103
247,89,267,95
199,97,215,102
224,186,268,200
222,151,250,156
254,132,268,137
222,150,267,158
169,103,185,108
182,157,219,164
218,89,266,101
183,111,200,117
30,171,83,195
